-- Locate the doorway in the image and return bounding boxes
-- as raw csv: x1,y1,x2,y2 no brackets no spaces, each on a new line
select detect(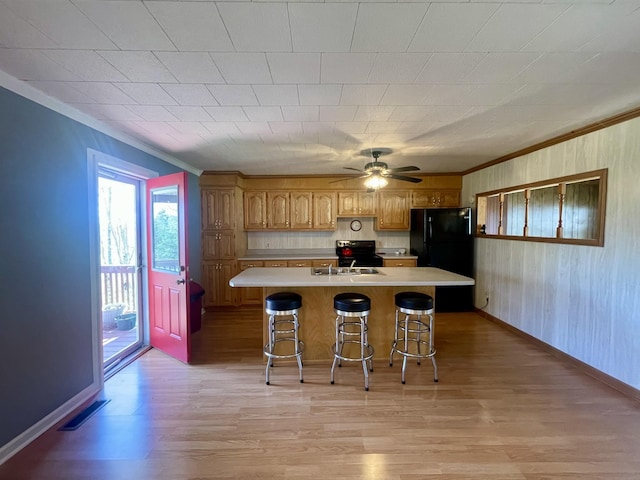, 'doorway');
98,170,144,369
